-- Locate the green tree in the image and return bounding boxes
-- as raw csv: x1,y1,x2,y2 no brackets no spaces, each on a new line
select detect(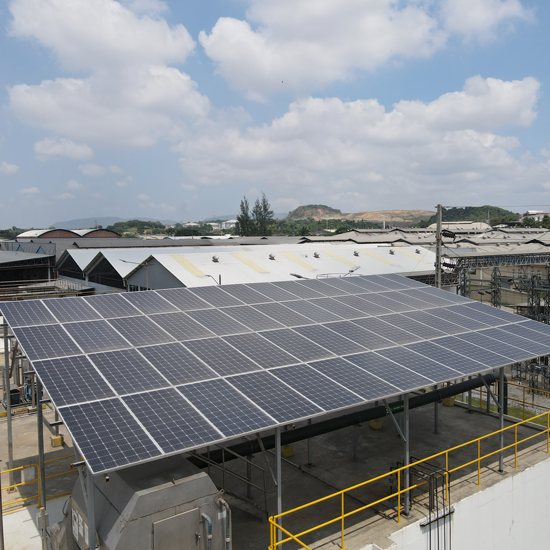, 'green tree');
541,215,550,229
521,217,540,228
235,196,254,236
252,192,274,236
